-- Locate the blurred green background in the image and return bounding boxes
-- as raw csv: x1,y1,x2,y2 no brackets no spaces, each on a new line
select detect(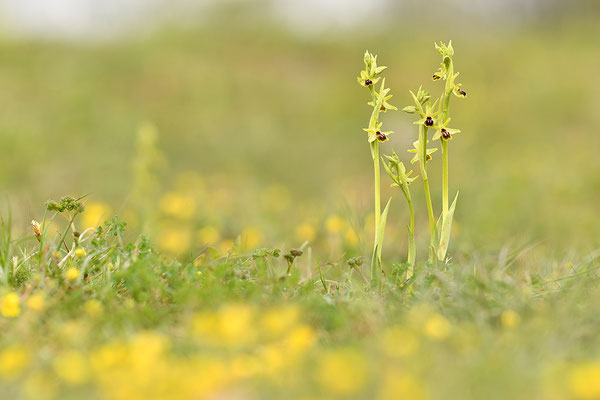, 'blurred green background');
0,0,598,257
